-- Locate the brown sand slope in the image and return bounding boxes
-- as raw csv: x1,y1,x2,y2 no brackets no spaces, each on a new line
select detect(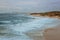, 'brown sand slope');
44,26,60,40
